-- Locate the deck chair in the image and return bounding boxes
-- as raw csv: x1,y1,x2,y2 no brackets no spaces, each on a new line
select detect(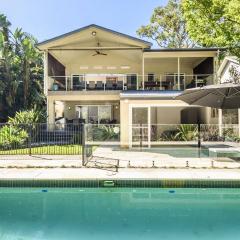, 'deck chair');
96,81,103,90
88,81,96,90
105,80,113,90
116,81,123,90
